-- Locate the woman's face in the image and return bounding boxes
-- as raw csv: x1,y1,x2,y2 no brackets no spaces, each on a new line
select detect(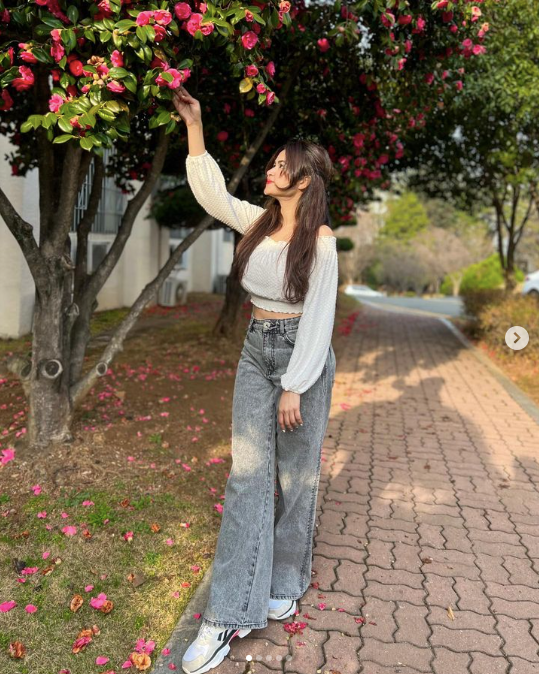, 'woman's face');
264,150,288,193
